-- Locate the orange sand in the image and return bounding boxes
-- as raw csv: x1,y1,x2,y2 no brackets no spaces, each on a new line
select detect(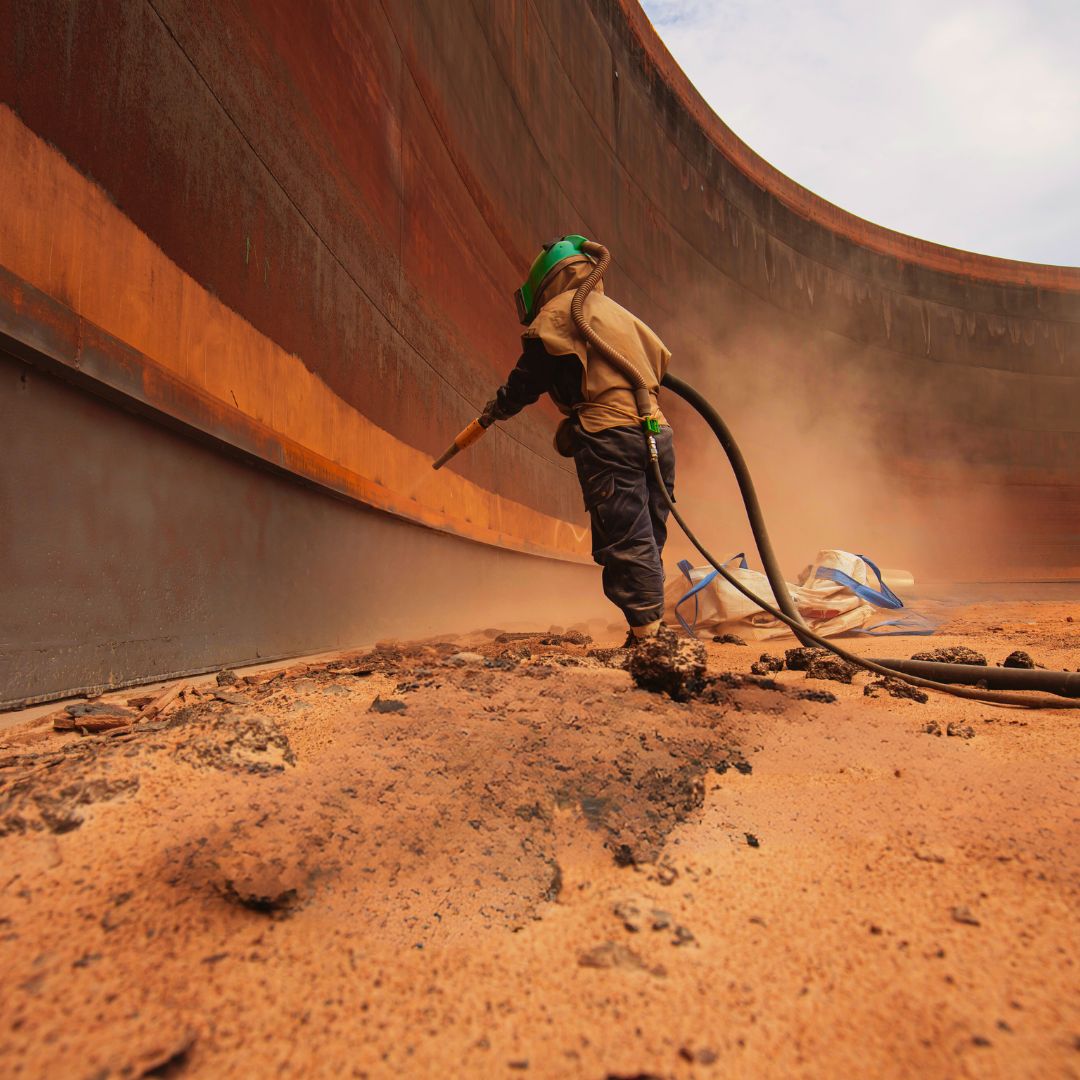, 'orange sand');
1,600,1077,1078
